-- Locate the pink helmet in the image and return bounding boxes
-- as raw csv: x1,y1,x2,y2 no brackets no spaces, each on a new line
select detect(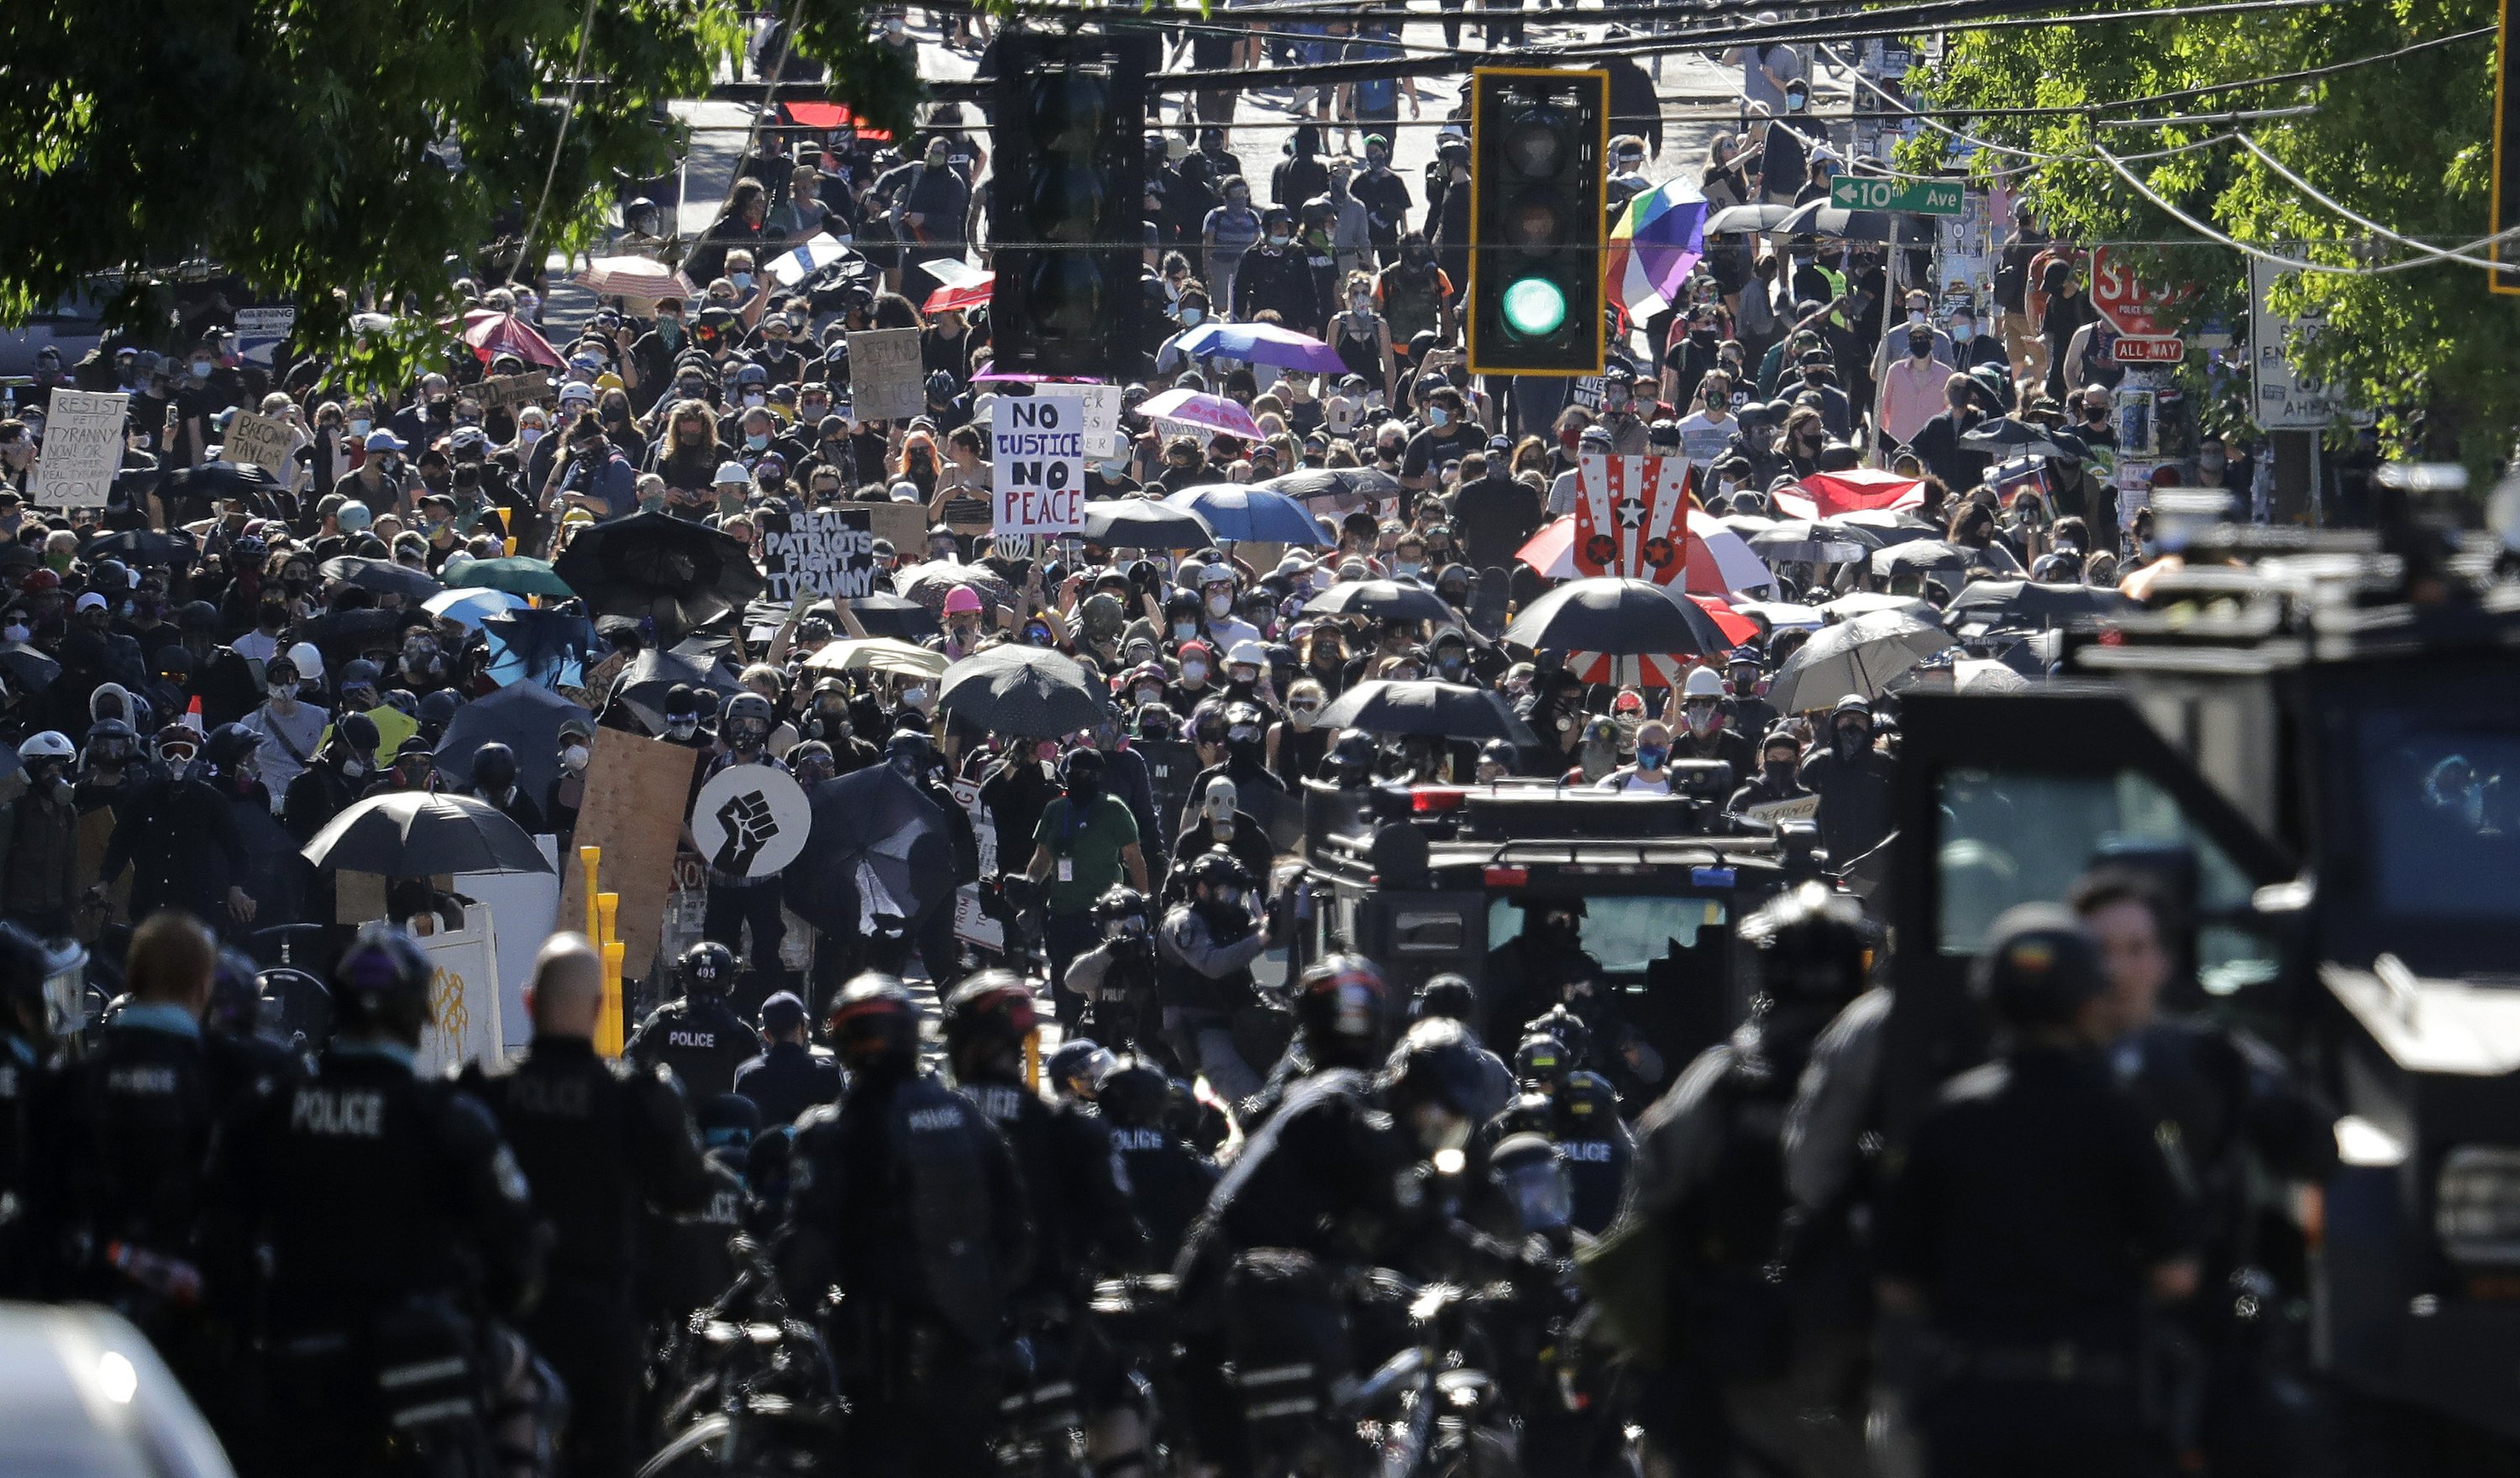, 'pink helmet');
942,586,984,616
